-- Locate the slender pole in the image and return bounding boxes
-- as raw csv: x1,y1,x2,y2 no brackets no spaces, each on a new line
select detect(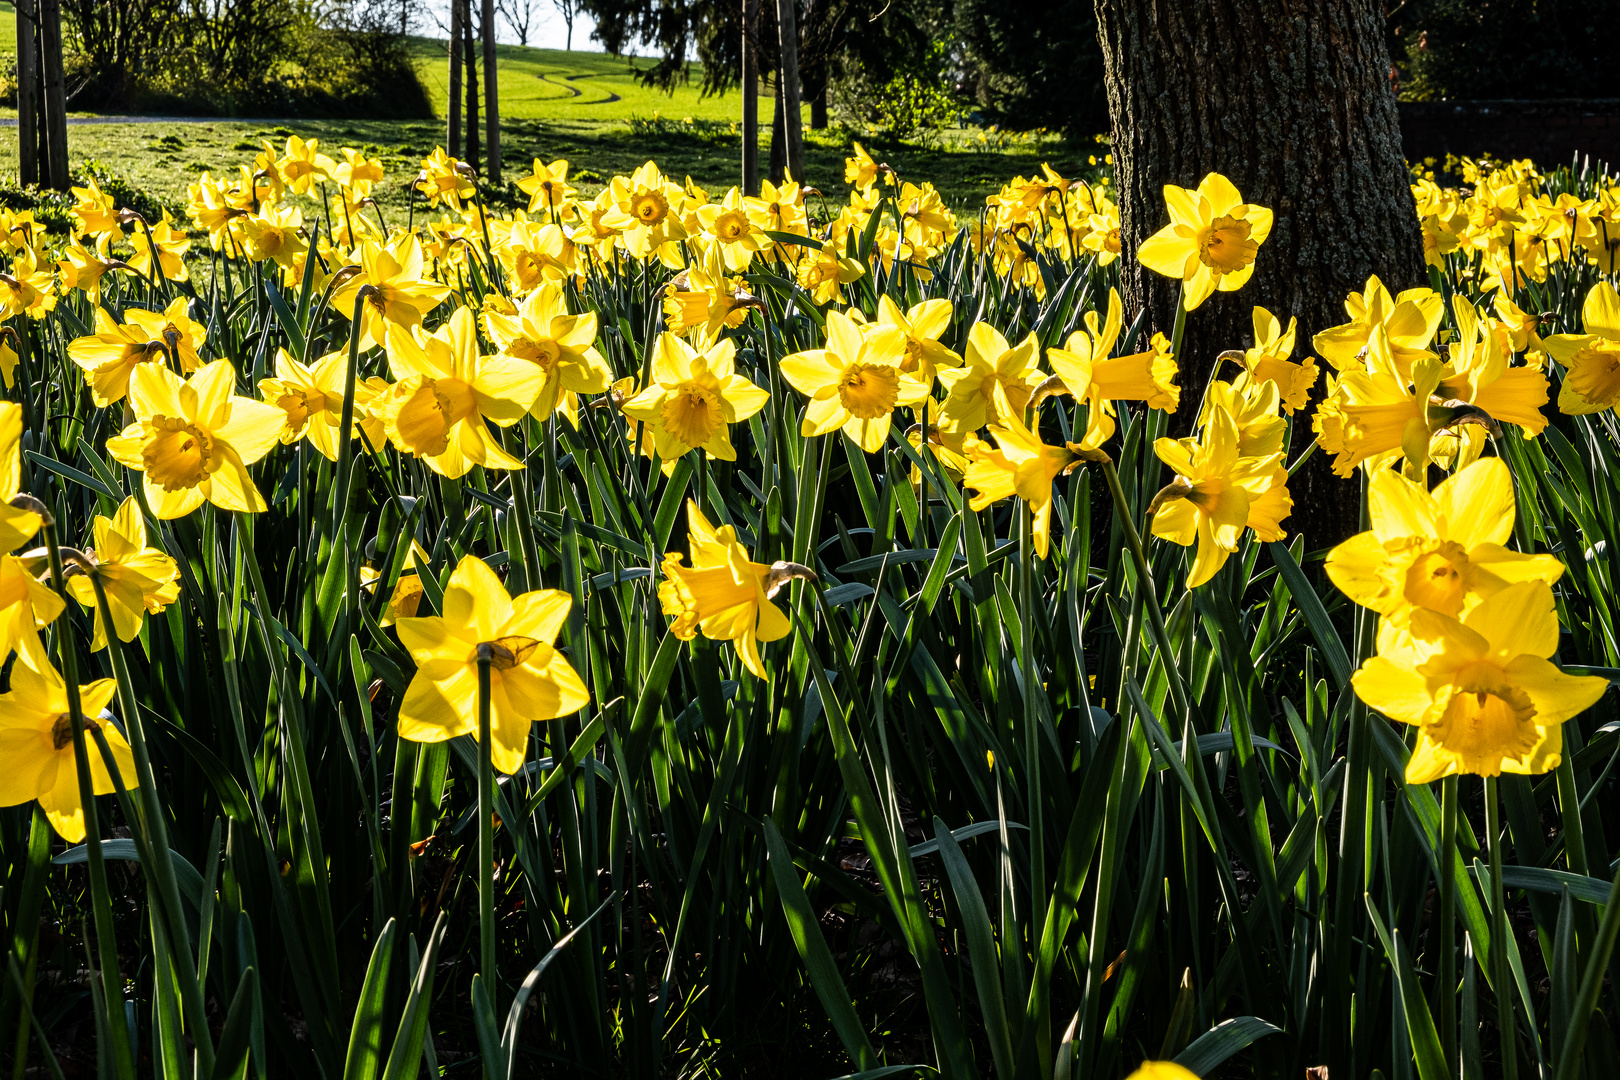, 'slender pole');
16,0,37,187
447,0,463,157
482,0,500,186
741,0,759,194
775,0,803,182
38,0,68,190
465,0,480,175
